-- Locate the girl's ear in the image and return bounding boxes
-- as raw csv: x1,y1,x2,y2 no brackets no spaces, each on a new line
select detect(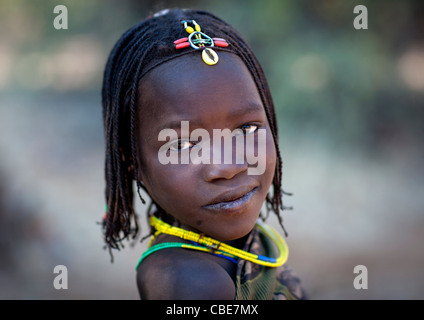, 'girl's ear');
128,162,135,178
137,171,144,184
127,158,141,182
119,147,138,180
134,162,145,184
